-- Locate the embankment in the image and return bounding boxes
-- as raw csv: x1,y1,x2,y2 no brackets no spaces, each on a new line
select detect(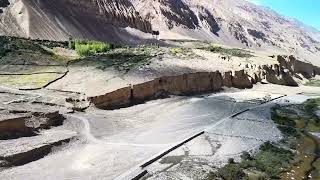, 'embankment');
0,111,65,140
88,55,320,110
